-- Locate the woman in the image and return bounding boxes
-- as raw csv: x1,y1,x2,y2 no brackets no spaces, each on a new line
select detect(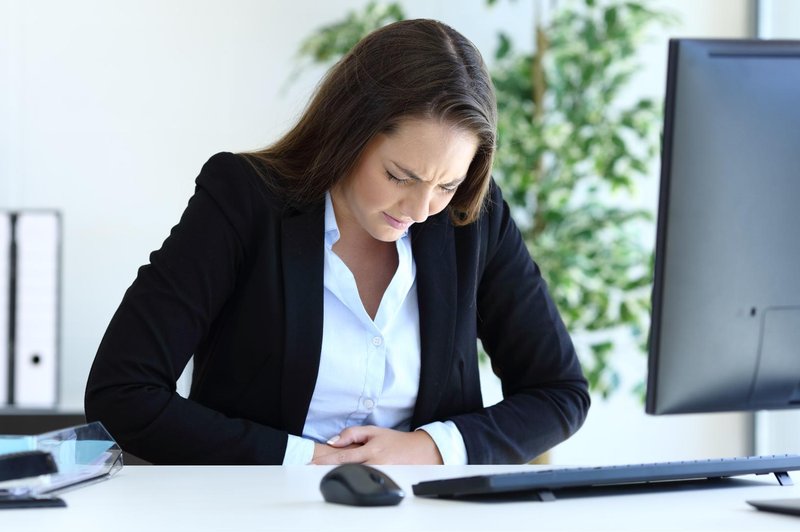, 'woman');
84,19,589,465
